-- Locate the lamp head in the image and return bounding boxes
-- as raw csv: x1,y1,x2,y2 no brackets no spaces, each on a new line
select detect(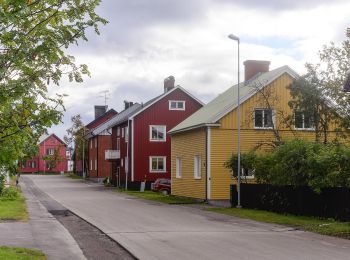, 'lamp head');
228,34,240,42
